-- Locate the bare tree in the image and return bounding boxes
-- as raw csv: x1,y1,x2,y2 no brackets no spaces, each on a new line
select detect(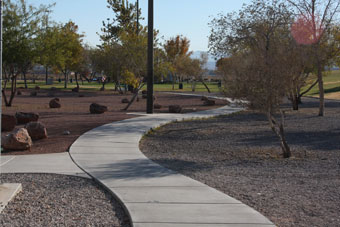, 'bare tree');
288,0,340,116
209,0,295,158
